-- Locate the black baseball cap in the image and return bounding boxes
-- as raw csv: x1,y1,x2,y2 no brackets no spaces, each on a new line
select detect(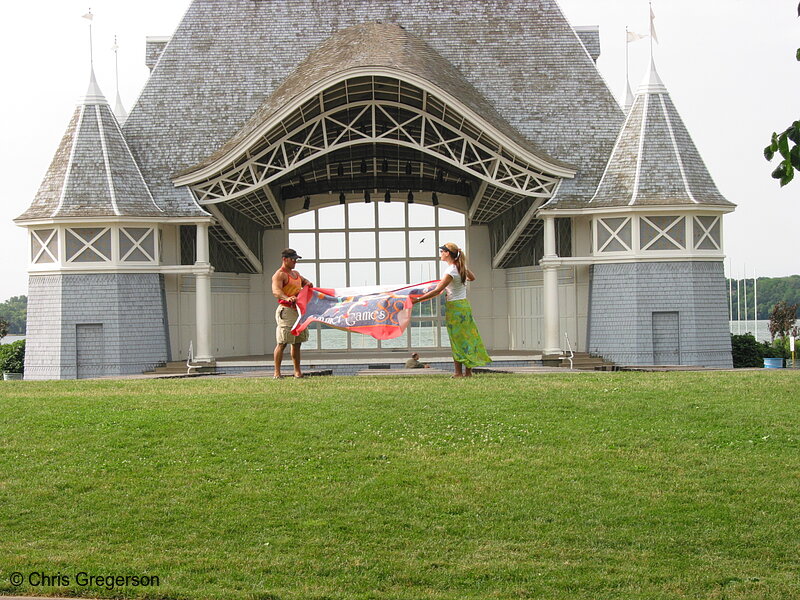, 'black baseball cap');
281,248,302,259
